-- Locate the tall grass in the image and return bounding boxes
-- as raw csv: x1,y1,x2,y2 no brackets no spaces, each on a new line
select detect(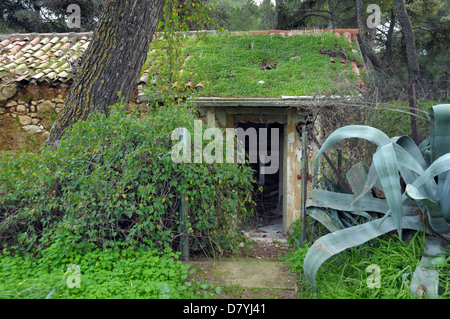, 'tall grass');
287,230,449,299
